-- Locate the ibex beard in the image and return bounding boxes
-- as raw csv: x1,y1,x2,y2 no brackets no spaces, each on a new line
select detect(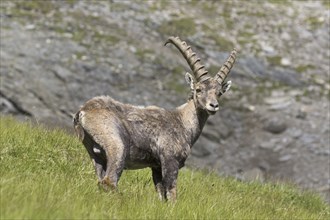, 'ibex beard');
73,36,237,201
